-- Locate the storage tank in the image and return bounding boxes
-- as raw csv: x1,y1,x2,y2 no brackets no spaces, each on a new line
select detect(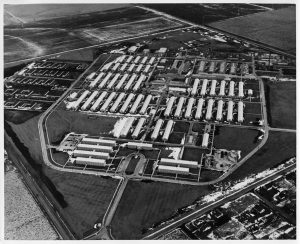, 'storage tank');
81,91,99,111
200,79,208,96
132,118,146,139
185,98,195,119
238,81,244,98
120,93,135,113
99,72,112,88
151,119,164,140
195,98,204,119
139,95,152,114
133,74,146,91
115,73,128,90
219,80,226,96
216,100,224,121
174,97,185,118
90,91,107,111
107,73,120,89
162,120,174,141
164,96,176,117
191,78,200,96
100,92,116,112
201,133,209,148
124,74,137,91
209,79,217,96
133,56,141,64
110,93,125,113
238,101,244,123
130,94,144,114
120,117,135,137
227,101,234,122
228,80,235,97
205,99,214,120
